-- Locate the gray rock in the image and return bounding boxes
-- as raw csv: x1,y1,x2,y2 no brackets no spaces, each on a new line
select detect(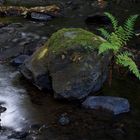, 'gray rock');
11,55,29,66
48,29,110,100
35,74,52,90
0,24,46,60
21,28,110,100
82,96,130,115
0,0,5,5
21,32,40,40
8,131,28,139
21,71,52,90
29,12,53,21
58,113,70,126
